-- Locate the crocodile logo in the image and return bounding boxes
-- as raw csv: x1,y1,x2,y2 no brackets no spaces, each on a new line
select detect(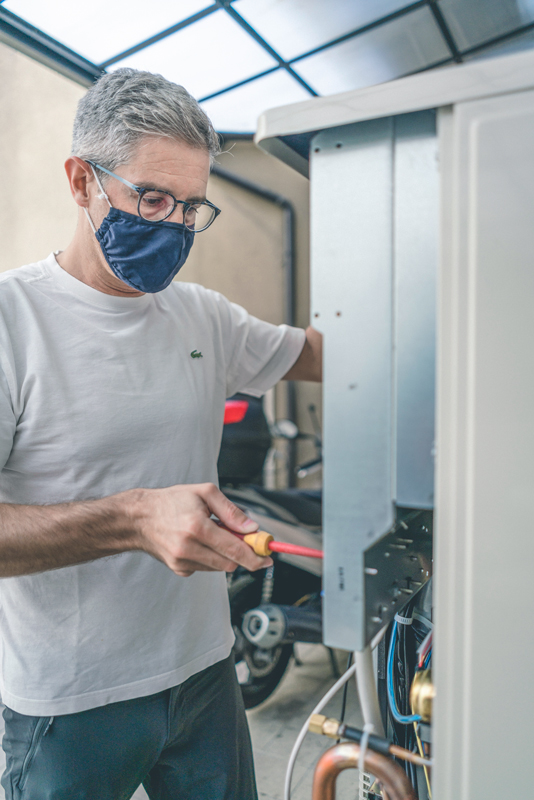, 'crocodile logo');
190,350,203,359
